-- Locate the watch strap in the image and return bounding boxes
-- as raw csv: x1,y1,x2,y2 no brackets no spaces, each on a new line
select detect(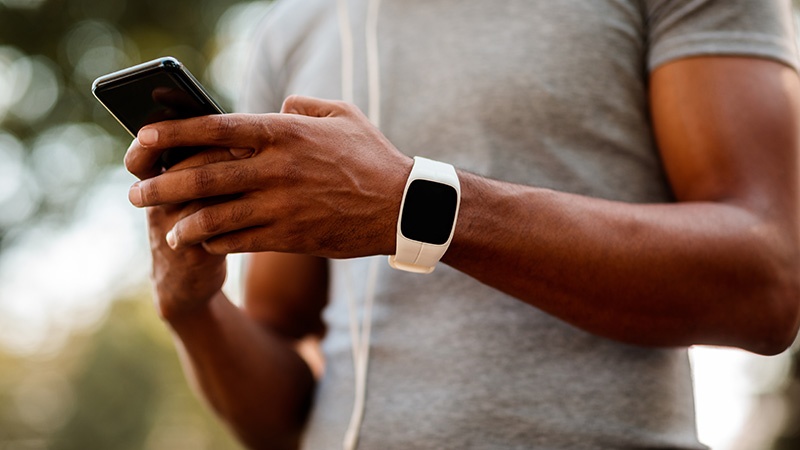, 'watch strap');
388,156,460,274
